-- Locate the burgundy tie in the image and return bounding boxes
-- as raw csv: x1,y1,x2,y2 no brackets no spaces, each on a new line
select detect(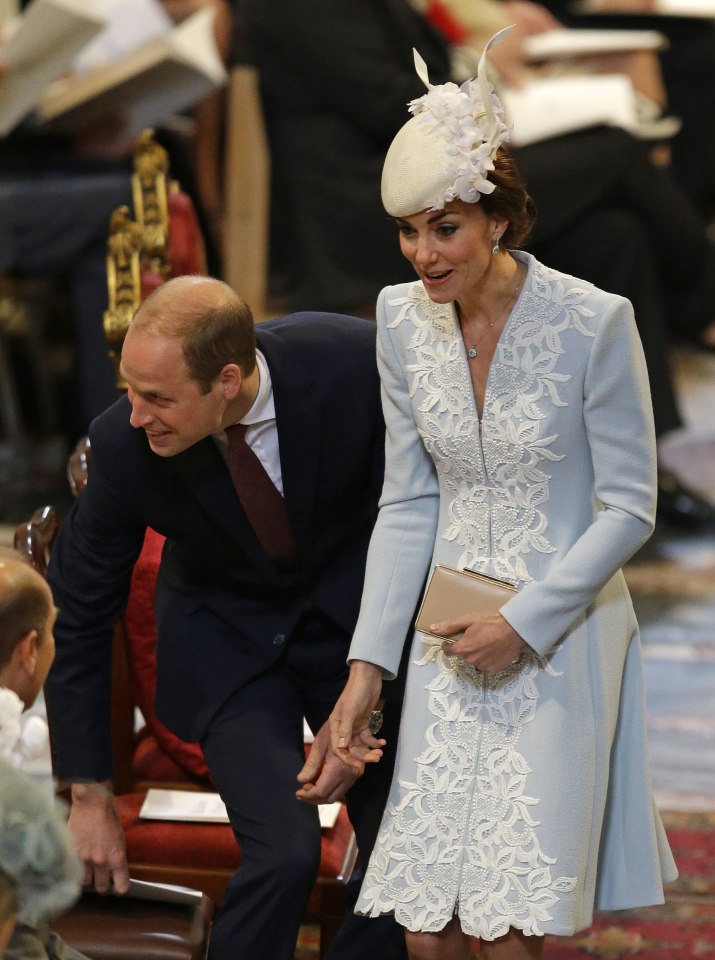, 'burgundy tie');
225,423,296,568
